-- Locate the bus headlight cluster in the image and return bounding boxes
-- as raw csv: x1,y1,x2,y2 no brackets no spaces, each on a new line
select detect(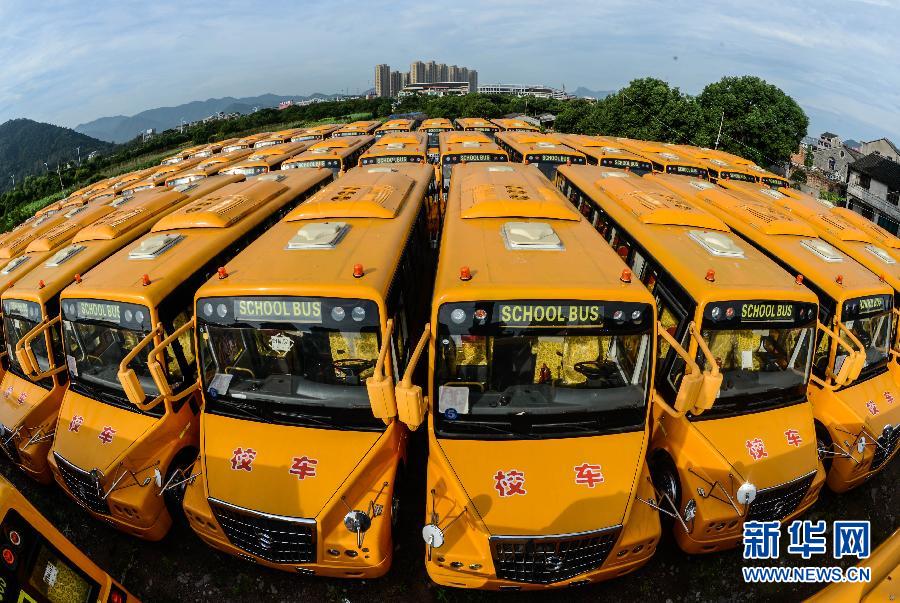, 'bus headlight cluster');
710,306,736,321
124,309,133,322
201,303,228,318
331,307,346,321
